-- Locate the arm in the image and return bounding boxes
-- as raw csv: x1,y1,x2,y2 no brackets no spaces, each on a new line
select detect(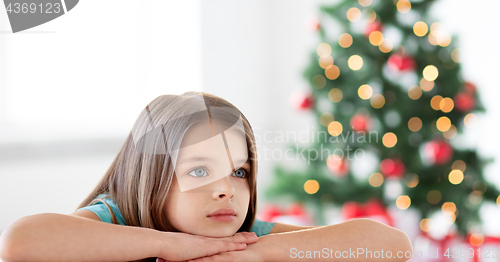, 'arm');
187,218,412,262
258,218,413,261
0,211,257,262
